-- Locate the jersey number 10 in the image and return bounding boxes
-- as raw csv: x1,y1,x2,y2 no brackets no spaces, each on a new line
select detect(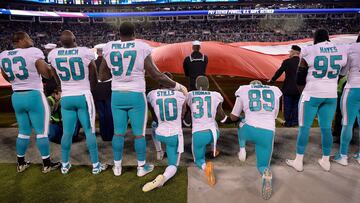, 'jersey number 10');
248,89,275,112
156,98,178,121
